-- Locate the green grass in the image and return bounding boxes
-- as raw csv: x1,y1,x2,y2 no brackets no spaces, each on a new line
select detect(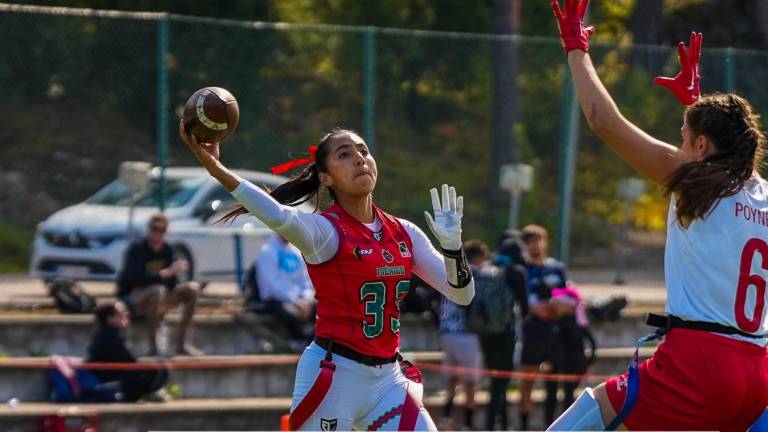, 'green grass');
0,221,33,273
